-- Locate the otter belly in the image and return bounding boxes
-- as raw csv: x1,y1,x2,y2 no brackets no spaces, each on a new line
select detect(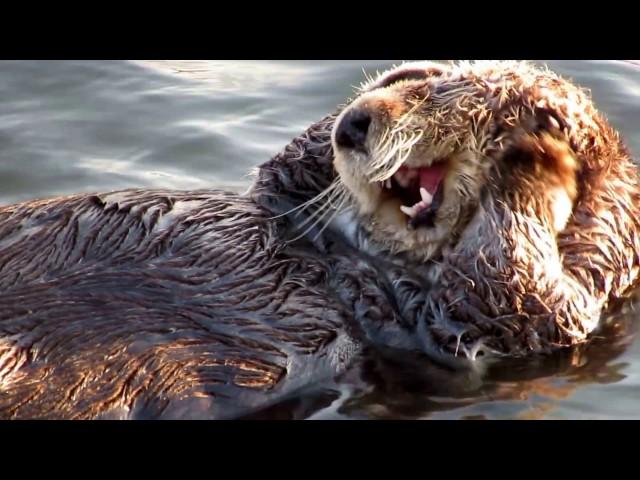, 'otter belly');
0,189,364,419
